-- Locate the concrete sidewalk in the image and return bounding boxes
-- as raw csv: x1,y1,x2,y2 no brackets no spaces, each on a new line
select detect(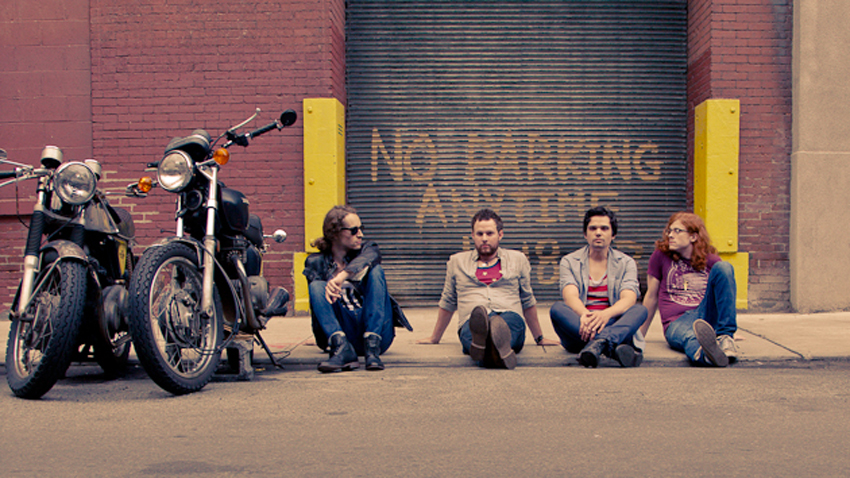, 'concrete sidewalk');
6,307,846,369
